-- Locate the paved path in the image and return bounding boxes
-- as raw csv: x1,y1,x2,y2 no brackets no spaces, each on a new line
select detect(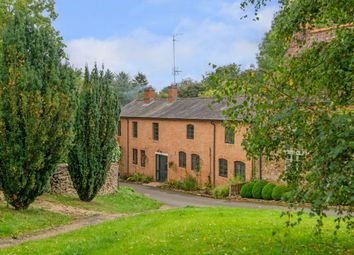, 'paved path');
122,182,289,211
